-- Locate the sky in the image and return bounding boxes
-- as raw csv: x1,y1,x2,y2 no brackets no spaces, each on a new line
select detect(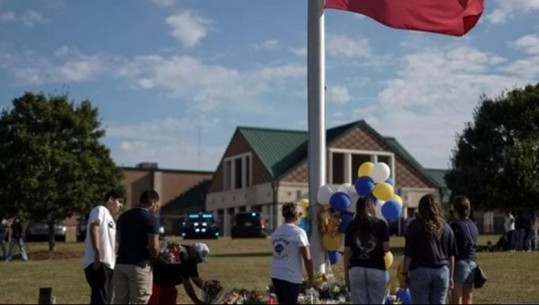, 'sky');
0,0,538,172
